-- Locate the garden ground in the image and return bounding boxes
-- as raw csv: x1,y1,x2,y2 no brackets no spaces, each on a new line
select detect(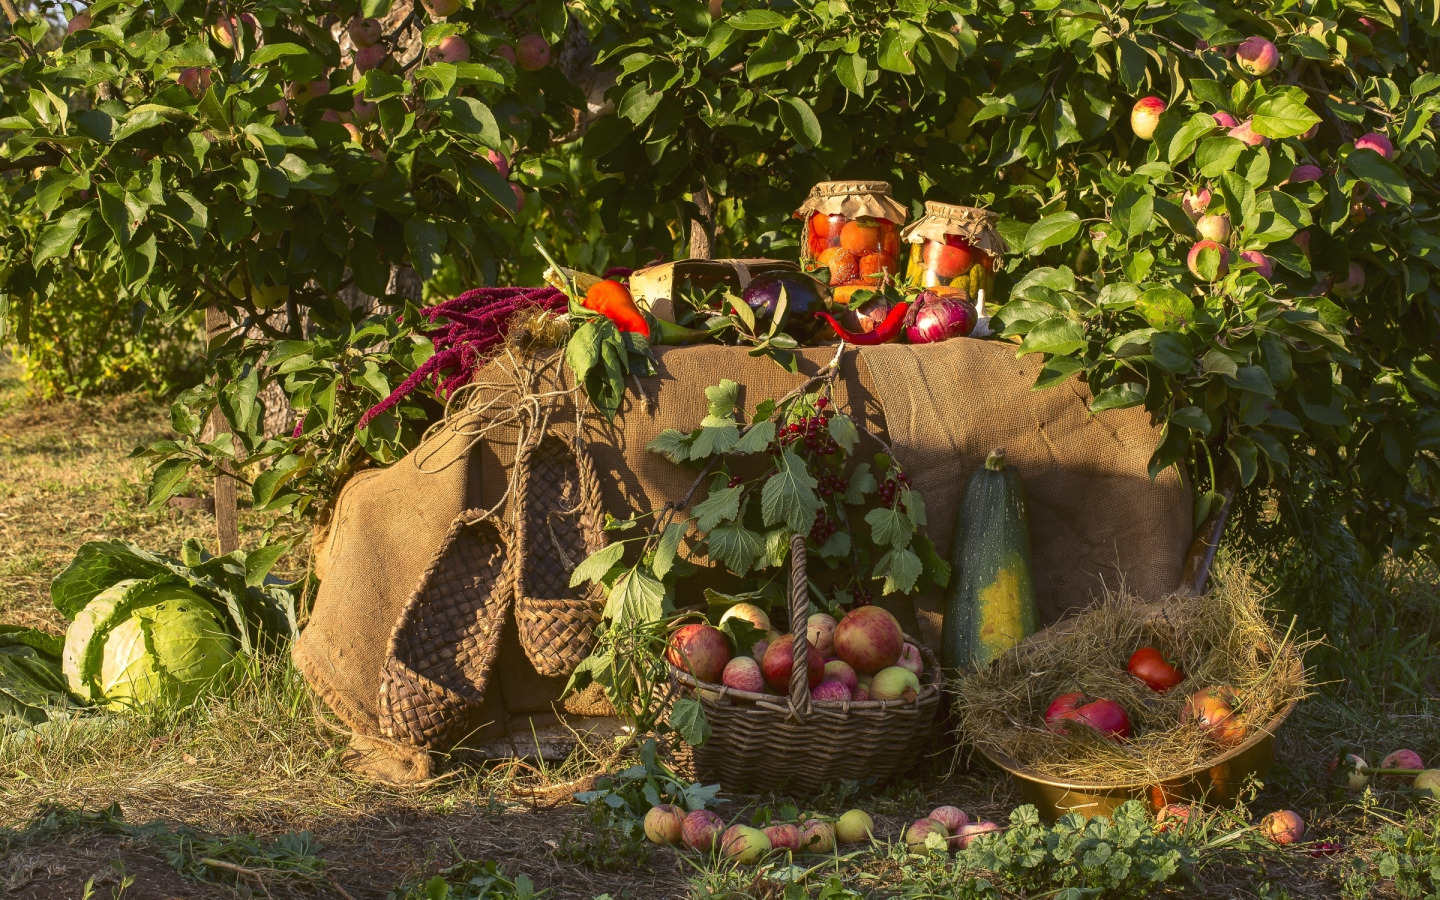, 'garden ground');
1,357,1437,899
